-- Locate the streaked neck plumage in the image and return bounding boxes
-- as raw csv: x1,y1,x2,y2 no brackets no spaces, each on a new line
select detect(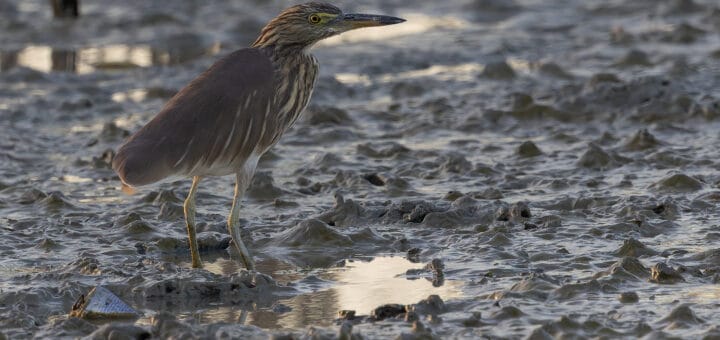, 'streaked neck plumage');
252,23,320,58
